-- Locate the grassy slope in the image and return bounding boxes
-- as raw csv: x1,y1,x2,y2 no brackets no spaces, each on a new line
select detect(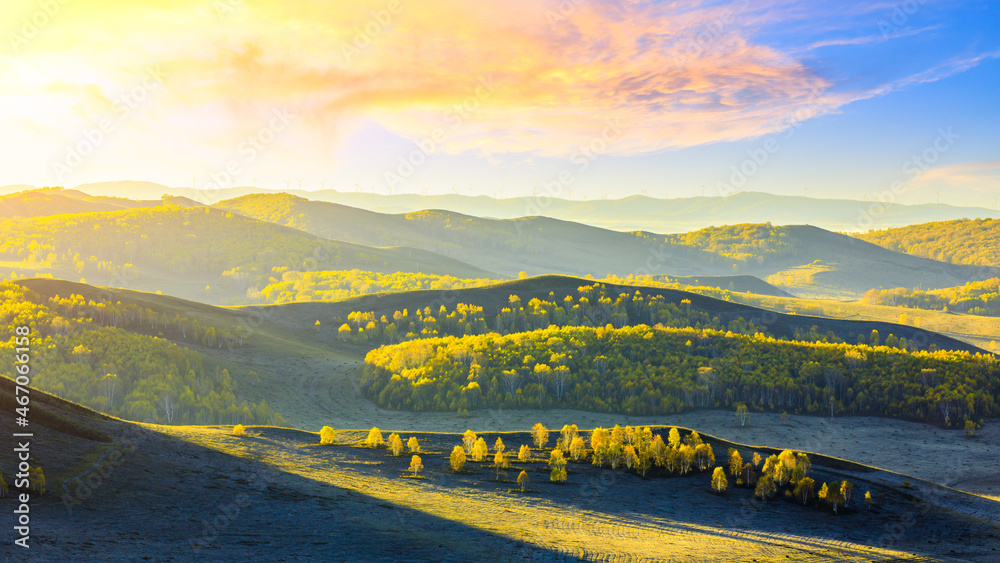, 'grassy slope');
1,206,496,304
855,217,1000,267
3,374,997,561
215,194,997,300
255,274,987,355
